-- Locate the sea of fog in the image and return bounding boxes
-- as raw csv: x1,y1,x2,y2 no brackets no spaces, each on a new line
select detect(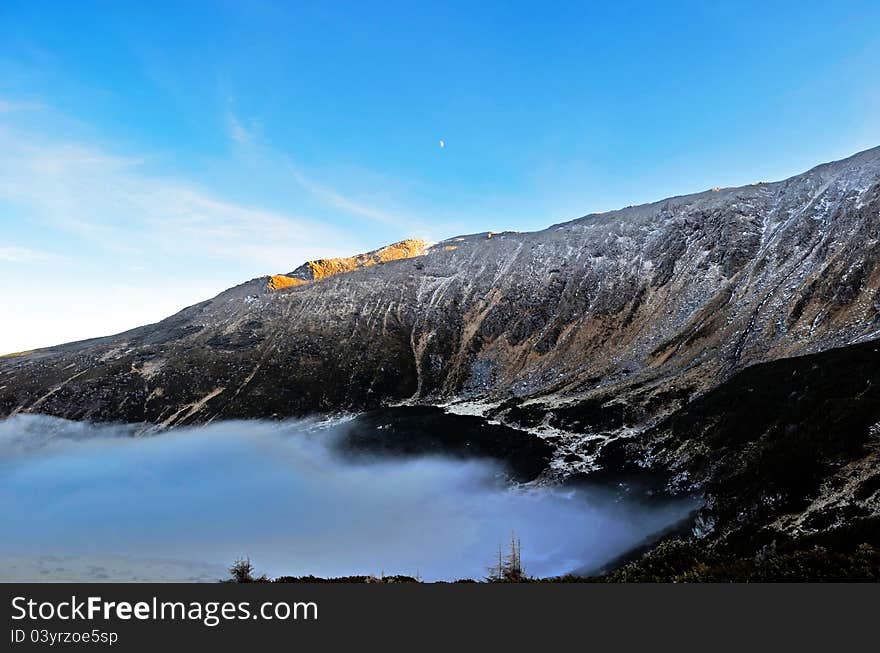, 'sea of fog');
0,414,698,582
